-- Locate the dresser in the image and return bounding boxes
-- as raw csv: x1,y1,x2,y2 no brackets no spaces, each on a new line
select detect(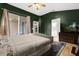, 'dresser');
59,32,78,44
